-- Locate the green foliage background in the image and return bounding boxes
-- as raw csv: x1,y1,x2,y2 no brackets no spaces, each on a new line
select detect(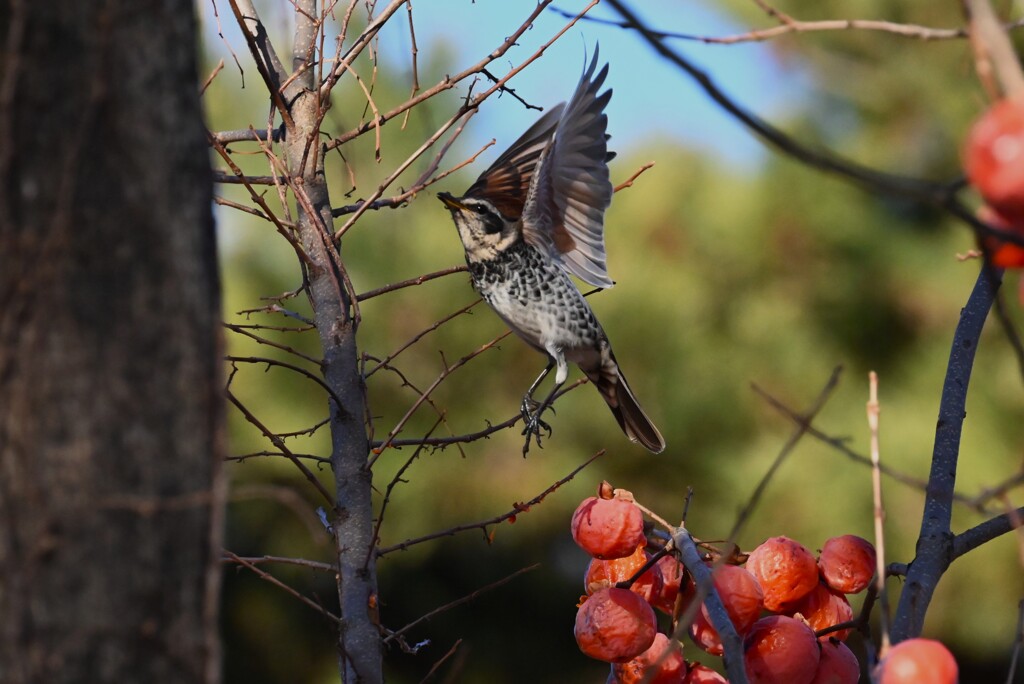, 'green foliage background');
206,2,1024,681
